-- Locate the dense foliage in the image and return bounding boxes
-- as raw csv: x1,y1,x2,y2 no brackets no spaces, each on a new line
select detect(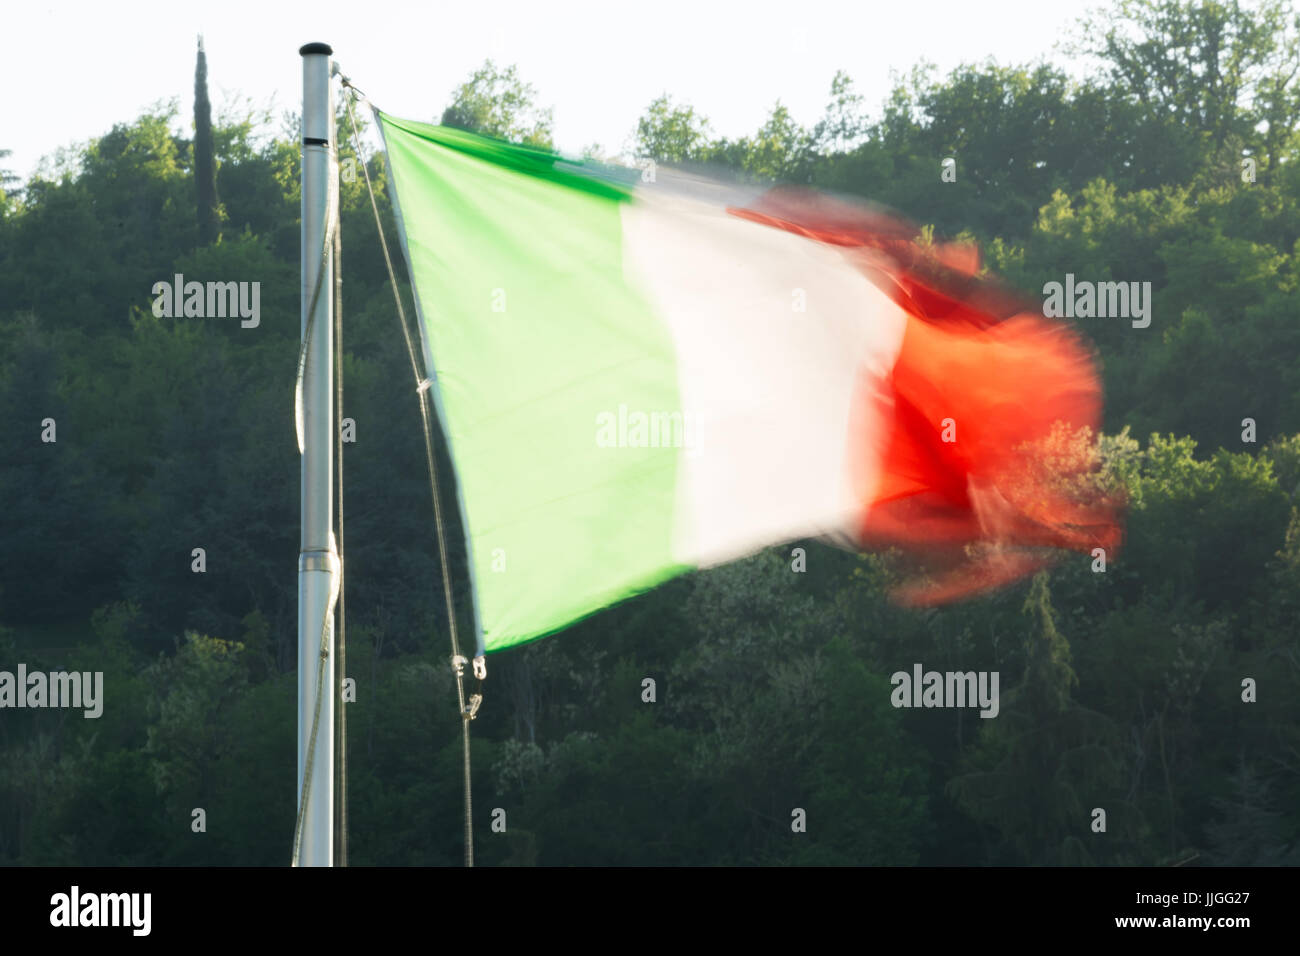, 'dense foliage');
0,0,1297,865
